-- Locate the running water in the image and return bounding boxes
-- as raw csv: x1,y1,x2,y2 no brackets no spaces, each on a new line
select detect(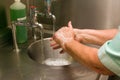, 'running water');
41,14,72,66
40,28,44,64
51,14,56,61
